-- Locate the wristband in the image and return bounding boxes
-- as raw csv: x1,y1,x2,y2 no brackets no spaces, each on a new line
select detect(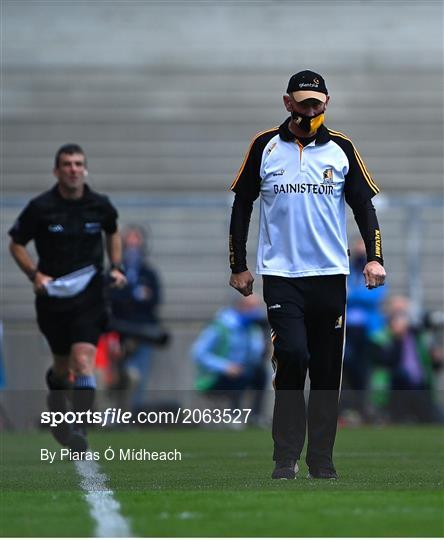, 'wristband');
230,265,248,274
367,256,384,266
28,269,38,282
110,263,126,275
